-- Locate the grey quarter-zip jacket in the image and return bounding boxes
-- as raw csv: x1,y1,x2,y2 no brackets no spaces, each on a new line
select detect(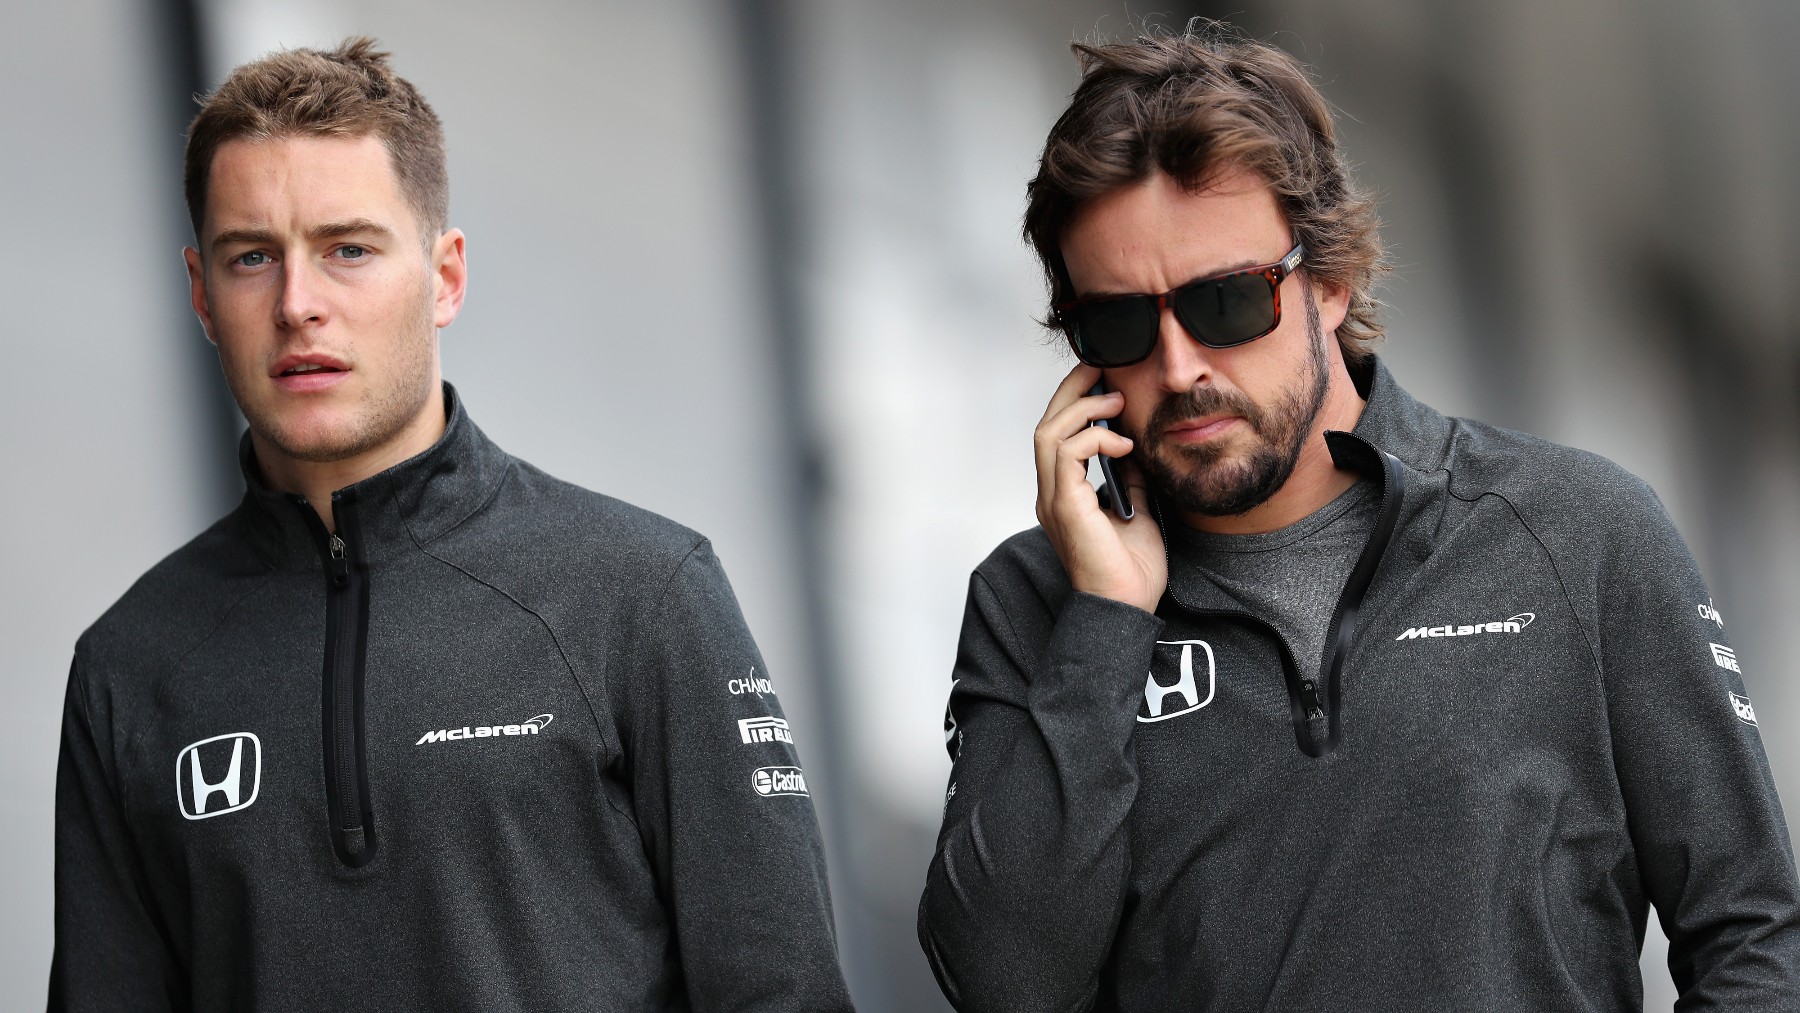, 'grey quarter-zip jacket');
919,358,1800,1011
53,384,854,1011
